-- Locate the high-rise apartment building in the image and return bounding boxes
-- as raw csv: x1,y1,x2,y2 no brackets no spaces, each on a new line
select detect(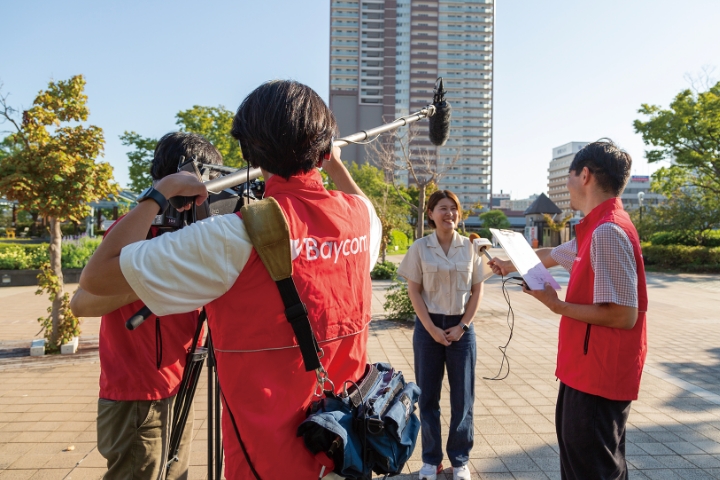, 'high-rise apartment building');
329,0,494,209
547,142,588,217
